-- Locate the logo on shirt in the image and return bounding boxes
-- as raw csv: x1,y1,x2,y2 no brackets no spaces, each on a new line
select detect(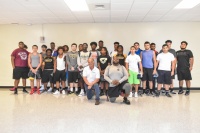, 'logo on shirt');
18,52,27,60
100,58,107,64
